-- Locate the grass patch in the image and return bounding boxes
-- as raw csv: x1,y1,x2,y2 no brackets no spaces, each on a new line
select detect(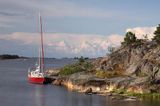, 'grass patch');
113,89,127,94
136,71,148,77
95,70,124,78
113,89,160,100
59,61,93,76
59,64,83,75
127,92,160,100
